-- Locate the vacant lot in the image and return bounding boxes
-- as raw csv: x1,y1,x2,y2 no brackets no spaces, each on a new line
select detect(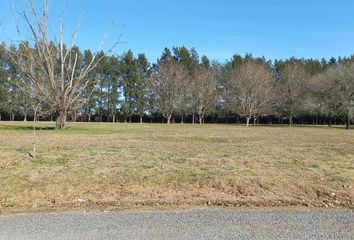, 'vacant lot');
0,122,353,212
